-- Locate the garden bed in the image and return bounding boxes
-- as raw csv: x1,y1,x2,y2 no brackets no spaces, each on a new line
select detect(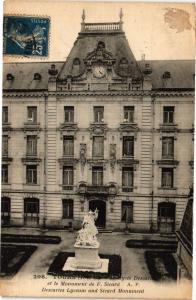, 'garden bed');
48,252,121,279
145,251,177,281
126,239,177,250
0,244,37,277
1,234,61,244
